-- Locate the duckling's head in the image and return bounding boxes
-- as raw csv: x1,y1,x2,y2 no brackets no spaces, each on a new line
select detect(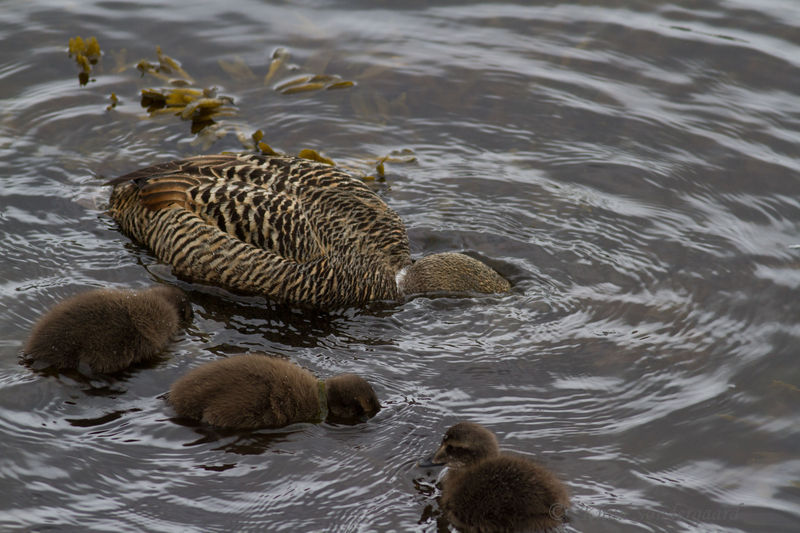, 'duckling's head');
324,374,381,424
147,285,193,322
431,421,500,468
399,253,510,296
